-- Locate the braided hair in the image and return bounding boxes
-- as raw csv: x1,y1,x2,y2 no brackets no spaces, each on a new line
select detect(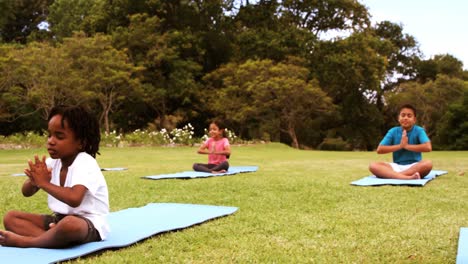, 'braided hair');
48,105,101,158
